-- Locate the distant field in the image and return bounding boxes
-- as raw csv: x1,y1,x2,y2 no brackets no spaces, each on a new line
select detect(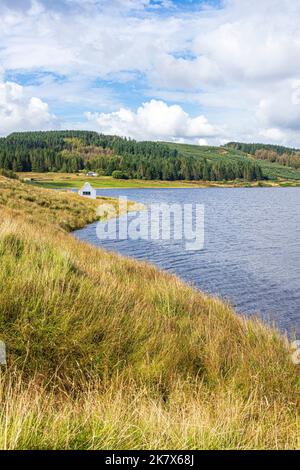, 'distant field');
18,172,300,189
166,142,300,181
19,173,204,189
